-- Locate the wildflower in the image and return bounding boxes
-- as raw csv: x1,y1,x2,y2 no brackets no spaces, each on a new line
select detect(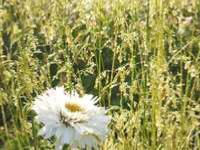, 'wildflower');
32,87,110,150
